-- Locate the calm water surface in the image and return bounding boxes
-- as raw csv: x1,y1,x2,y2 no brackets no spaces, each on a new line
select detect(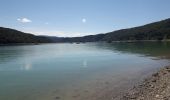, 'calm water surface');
0,42,170,100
